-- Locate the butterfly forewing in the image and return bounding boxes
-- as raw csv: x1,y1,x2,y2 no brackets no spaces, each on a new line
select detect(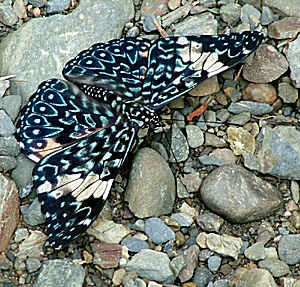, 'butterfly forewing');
16,79,137,249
